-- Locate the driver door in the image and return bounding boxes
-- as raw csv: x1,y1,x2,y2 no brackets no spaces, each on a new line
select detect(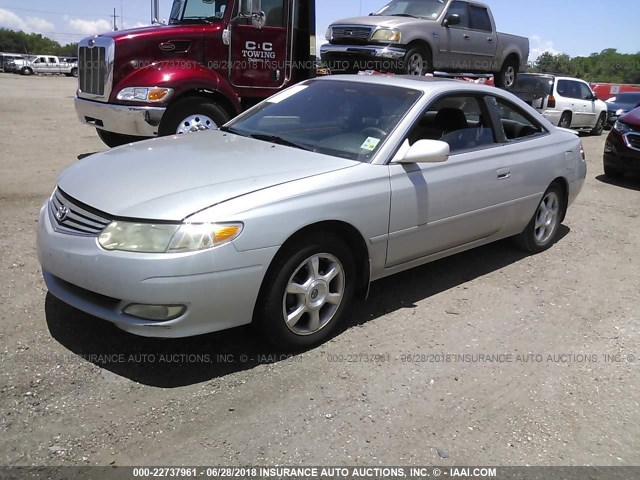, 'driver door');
229,0,291,89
